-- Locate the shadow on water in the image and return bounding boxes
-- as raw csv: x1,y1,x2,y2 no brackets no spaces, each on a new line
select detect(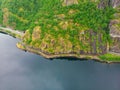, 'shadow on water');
0,32,16,38
0,31,8,34
1,32,120,90
49,56,88,61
